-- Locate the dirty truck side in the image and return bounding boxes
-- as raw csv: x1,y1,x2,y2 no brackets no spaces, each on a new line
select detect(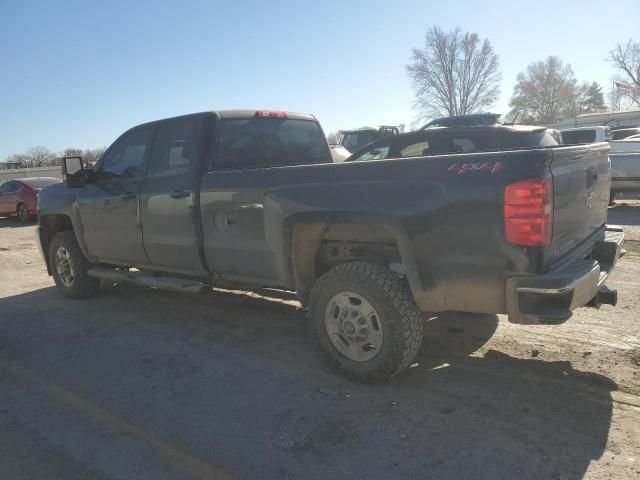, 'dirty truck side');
36,110,624,382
